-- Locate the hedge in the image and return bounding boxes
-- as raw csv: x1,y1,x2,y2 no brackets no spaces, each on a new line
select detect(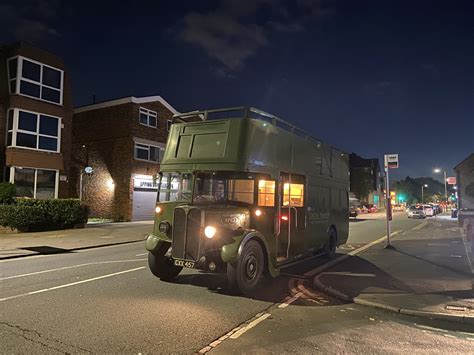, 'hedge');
0,182,16,204
0,199,89,232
